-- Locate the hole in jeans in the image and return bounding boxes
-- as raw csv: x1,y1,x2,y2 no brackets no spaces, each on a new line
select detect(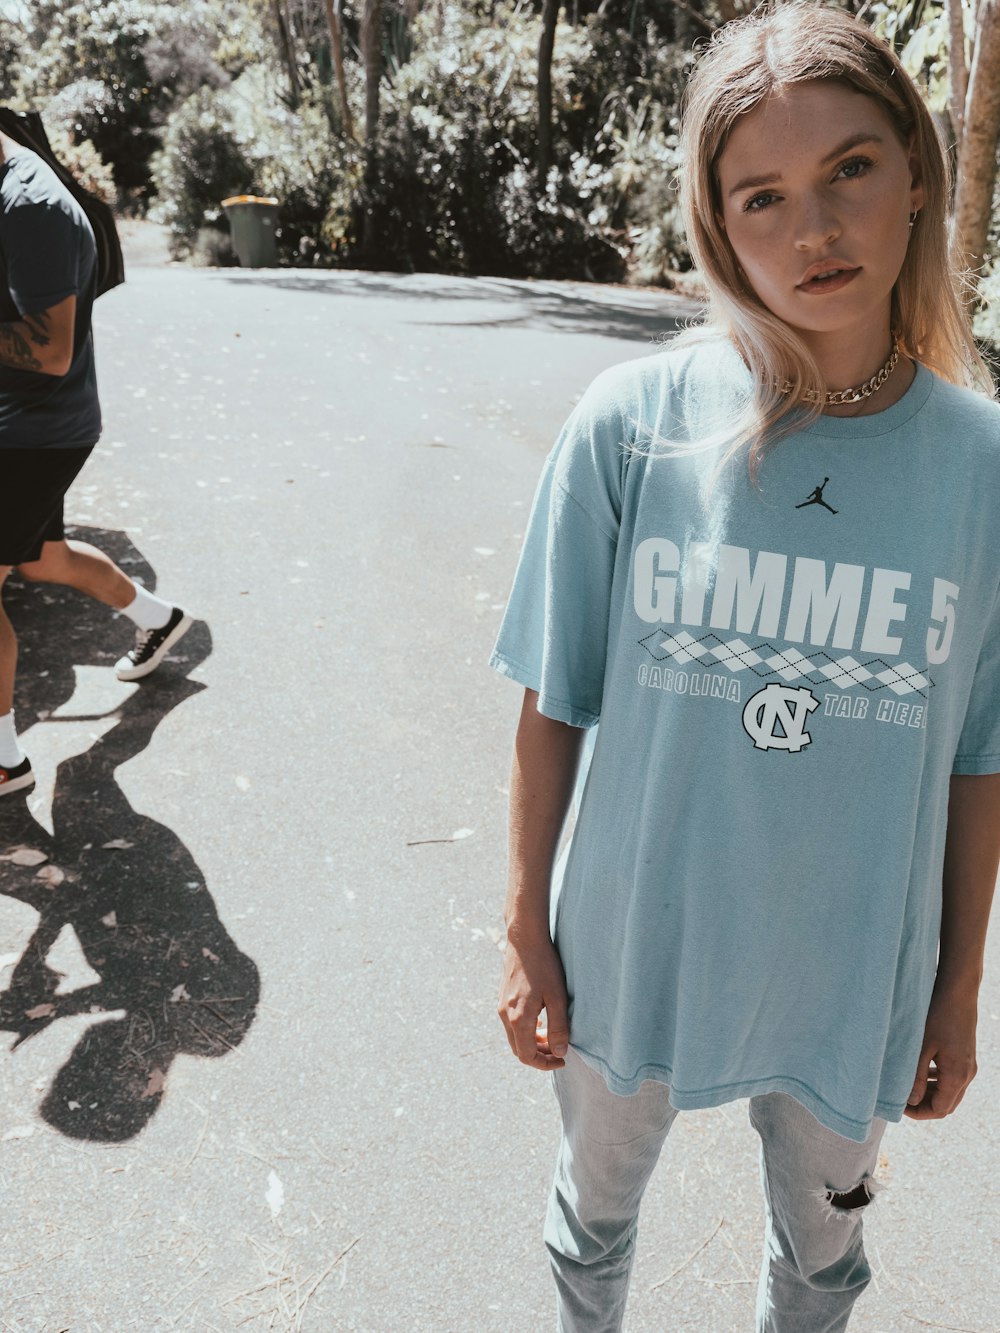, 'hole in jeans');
826,1181,871,1211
